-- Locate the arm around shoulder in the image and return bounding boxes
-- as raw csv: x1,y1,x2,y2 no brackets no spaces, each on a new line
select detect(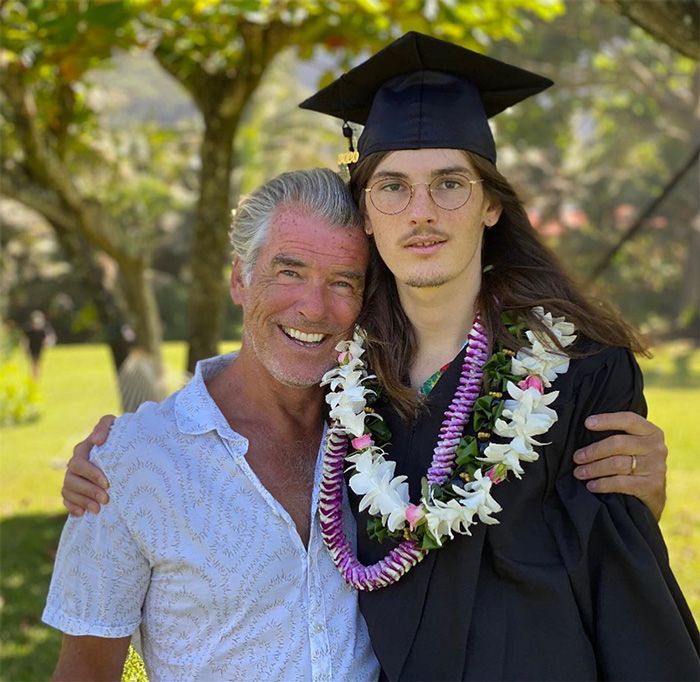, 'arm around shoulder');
52,634,131,682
